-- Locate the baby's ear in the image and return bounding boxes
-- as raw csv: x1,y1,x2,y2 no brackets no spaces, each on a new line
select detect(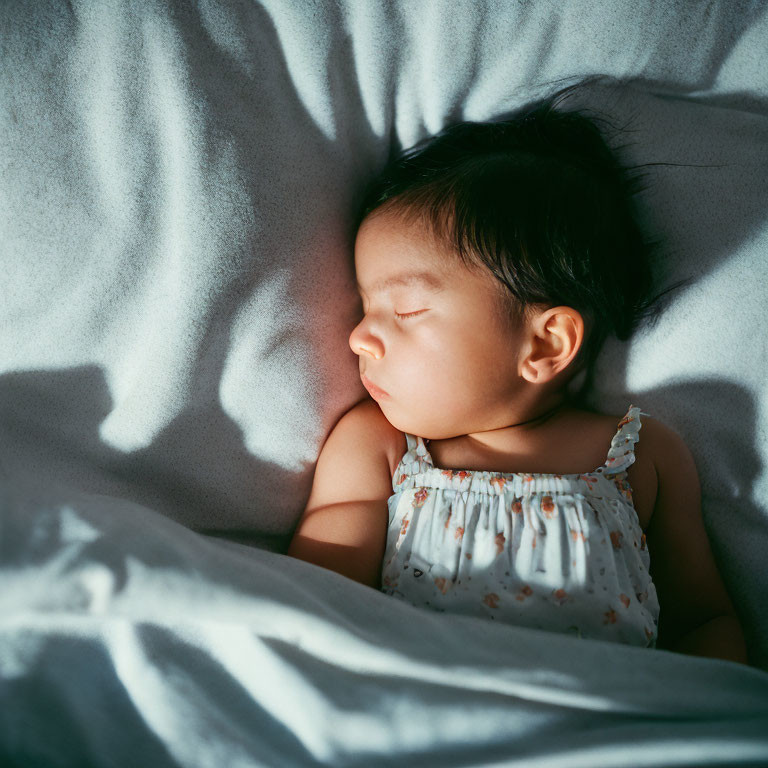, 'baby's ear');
520,307,584,384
